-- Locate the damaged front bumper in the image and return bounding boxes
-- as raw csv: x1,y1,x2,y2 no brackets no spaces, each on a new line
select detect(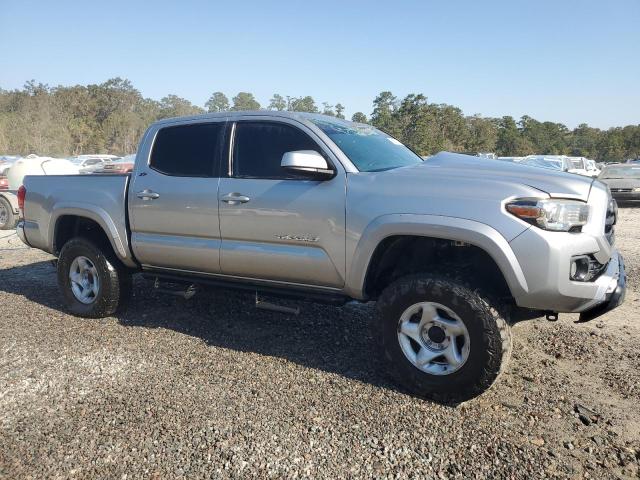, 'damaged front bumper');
578,253,626,322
